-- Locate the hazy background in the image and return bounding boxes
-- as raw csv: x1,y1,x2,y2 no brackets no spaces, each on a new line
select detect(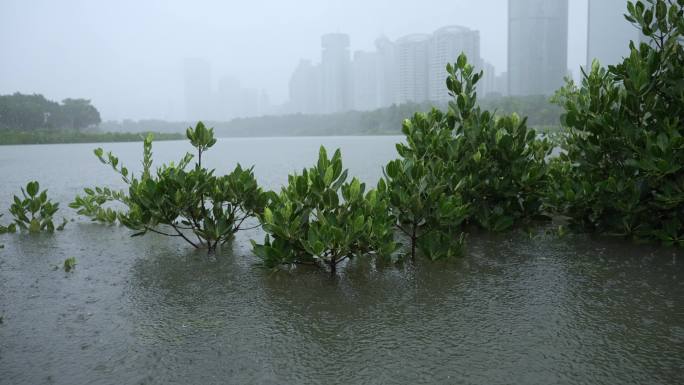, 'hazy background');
0,0,588,121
